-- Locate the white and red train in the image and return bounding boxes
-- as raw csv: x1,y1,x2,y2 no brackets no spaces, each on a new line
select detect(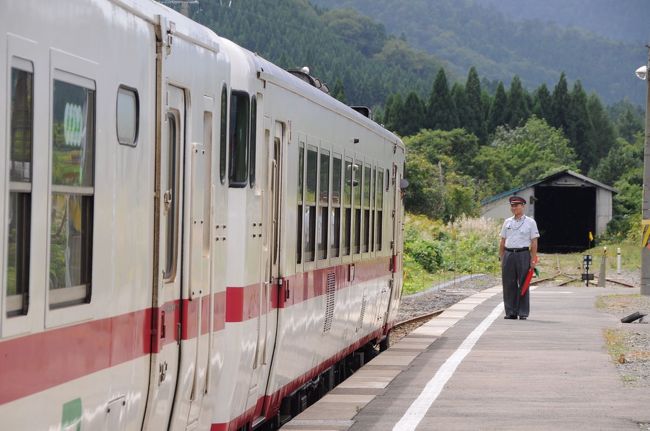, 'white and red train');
0,1,405,429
